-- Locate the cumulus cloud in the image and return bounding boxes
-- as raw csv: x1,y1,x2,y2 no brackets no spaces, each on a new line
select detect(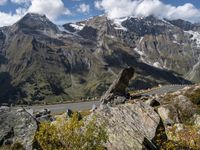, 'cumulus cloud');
28,0,71,20
94,1,102,10
0,8,24,27
0,0,7,5
95,0,200,22
0,0,71,27
77,3,90,14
